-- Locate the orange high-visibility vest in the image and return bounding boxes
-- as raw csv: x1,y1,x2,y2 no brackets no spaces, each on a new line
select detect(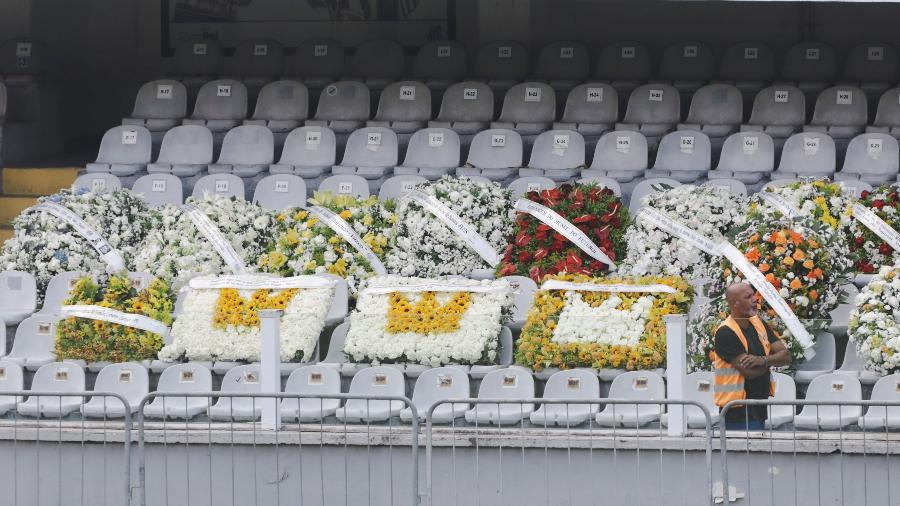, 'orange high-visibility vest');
710,316,776,408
